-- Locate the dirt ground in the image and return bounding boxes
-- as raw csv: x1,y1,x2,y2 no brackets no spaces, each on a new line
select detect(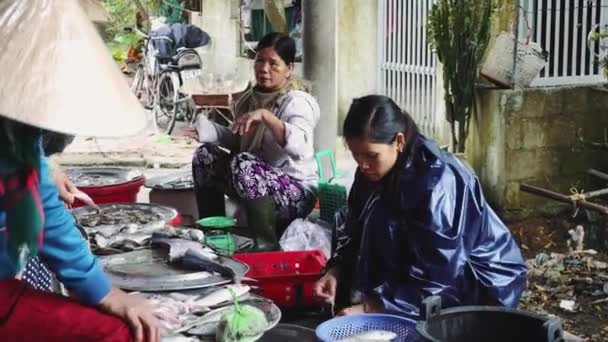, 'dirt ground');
508,211,608,341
